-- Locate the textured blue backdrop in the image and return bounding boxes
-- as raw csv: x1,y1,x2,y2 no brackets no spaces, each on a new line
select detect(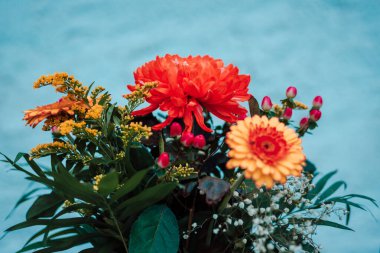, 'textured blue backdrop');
0,1,379,252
